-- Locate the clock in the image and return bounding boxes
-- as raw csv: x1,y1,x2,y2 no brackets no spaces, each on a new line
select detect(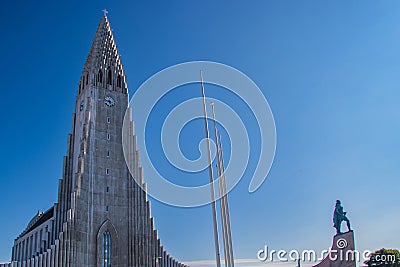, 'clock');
104,96,115,107
80,100,84,111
